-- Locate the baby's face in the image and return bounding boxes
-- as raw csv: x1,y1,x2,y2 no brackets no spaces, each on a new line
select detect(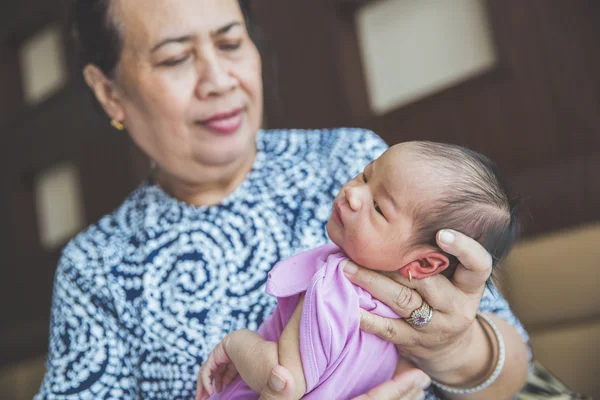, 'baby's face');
327,144,425,271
